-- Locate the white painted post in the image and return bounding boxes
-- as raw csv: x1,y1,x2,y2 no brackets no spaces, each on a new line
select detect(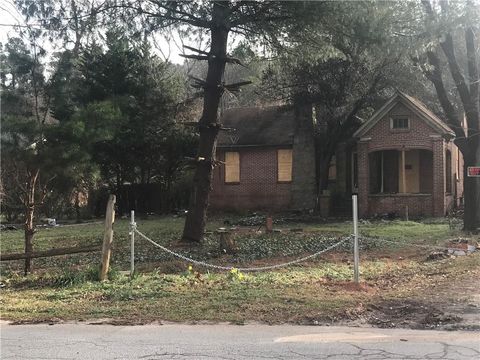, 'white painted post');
352,194,359,284
130,210,135,278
